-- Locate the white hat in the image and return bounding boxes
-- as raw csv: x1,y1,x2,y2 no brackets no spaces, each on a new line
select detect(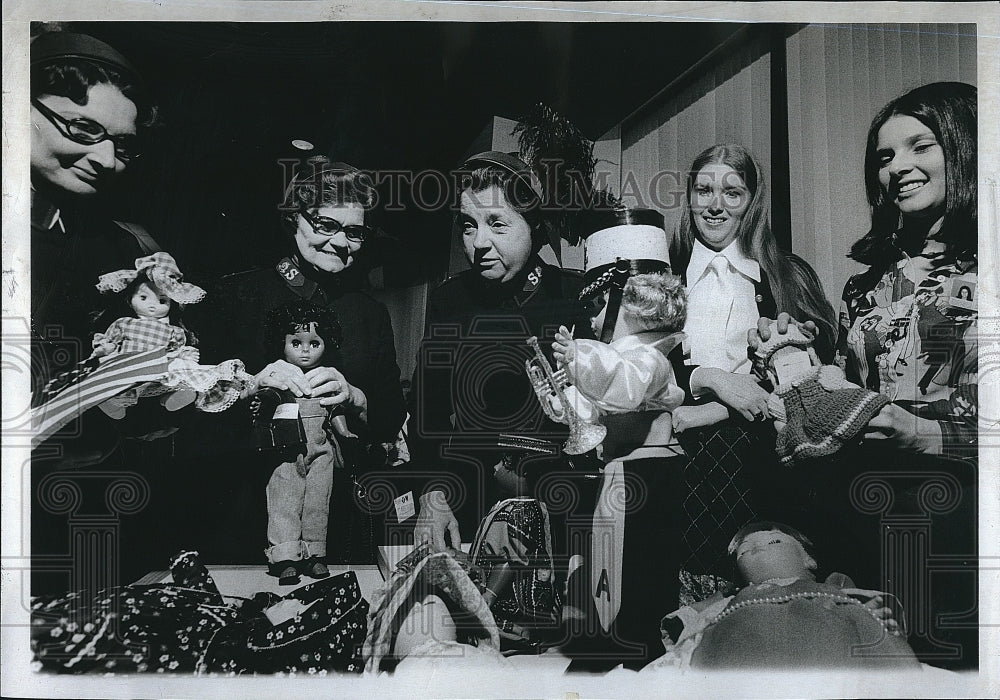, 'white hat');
579,208,671,299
